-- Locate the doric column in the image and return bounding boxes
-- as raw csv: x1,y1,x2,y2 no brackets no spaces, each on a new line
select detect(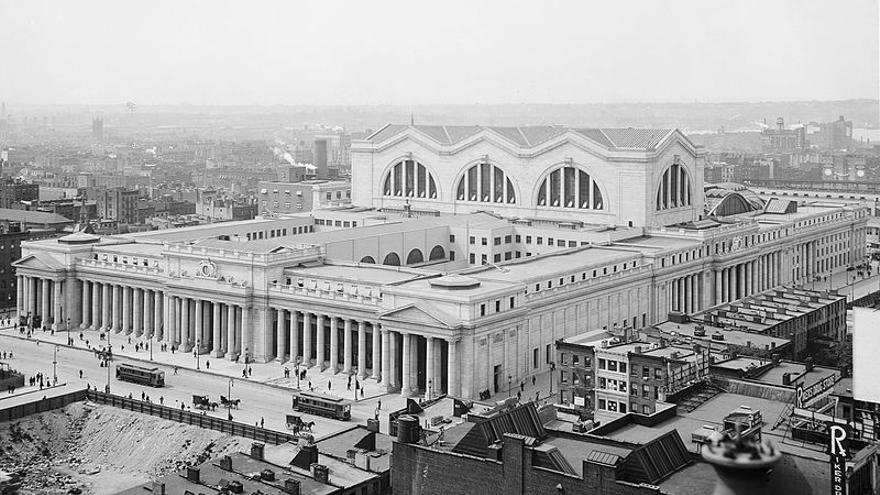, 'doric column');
122,285,132,334
329,316,339,373
381,329,391,389
275,308,285,361
357,320,367,378
143,290,152,338
288,310,298,364
194,298,203,353
93,282,102,331
241,305,251,363
302,312,312,367
371,322,381,380
425,336,434,399
102,283,112,332
401,332,411,396
27,276,36,315
110,285,119,333
79,280,90,329
41,279,50,326
51,279,62,330
714,270,722,305
181,298,192,352
16,275,23,320
315,314,325,369
448,338,459,397
343,318,353,373
213,302,222,357
226,304,237,359
132,288,142,336
163,293,172,344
